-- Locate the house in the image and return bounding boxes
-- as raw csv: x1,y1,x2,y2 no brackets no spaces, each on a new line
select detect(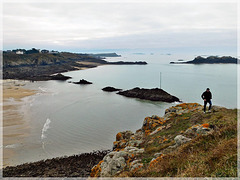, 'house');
16,50,24,54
